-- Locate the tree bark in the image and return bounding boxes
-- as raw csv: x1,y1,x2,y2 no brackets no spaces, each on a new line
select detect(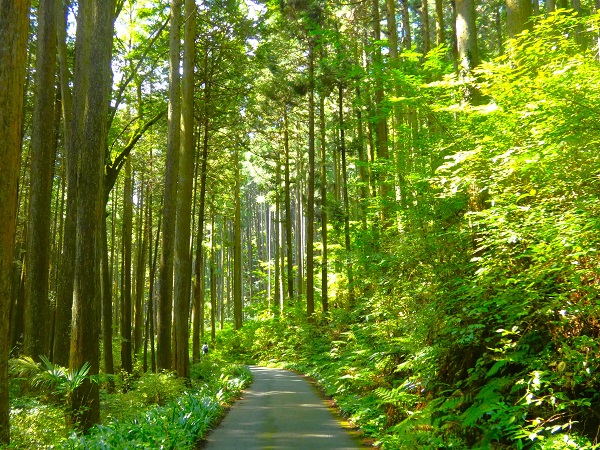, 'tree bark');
455,0,479,102
400,0,411,50
173,0,195,379
421,0,431,54
455,0,478,74
275,161,282,310
210,213,217,343
283,106,294,302
435,0,445,46
386,0,399,60
338,85,353,303
53,0,76,369
134,180,147,356
319,95,328,313
24,0,58,361
69,0,115,431
120,157,133,375
101,207,114,385
306,39,316,320
506,0,533,38
193,115,210,362
0,0,29,443
233,147,243,330
373,0,392,225
157,0,181,371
